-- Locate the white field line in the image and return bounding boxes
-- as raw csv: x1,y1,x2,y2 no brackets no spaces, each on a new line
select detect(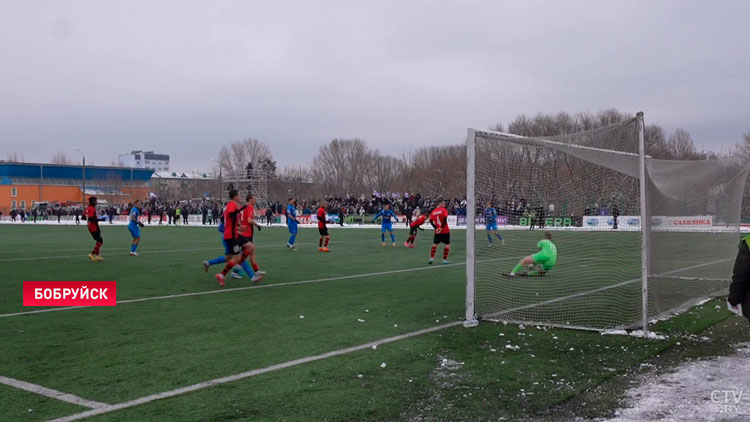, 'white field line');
0,247,222,263
0,375,109,409
0,239,372,263
47,321,463,422
487,258,732,319
0,245,216,255
0,257,519,319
